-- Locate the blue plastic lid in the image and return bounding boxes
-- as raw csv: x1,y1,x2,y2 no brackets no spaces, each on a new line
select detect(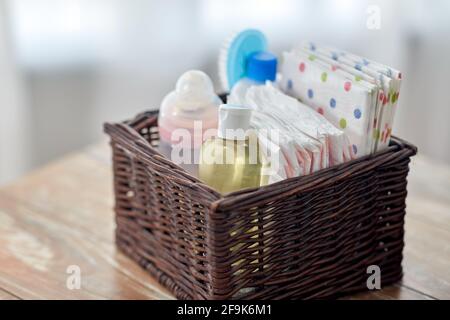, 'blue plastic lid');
246,51,277,82
224,29,268,89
